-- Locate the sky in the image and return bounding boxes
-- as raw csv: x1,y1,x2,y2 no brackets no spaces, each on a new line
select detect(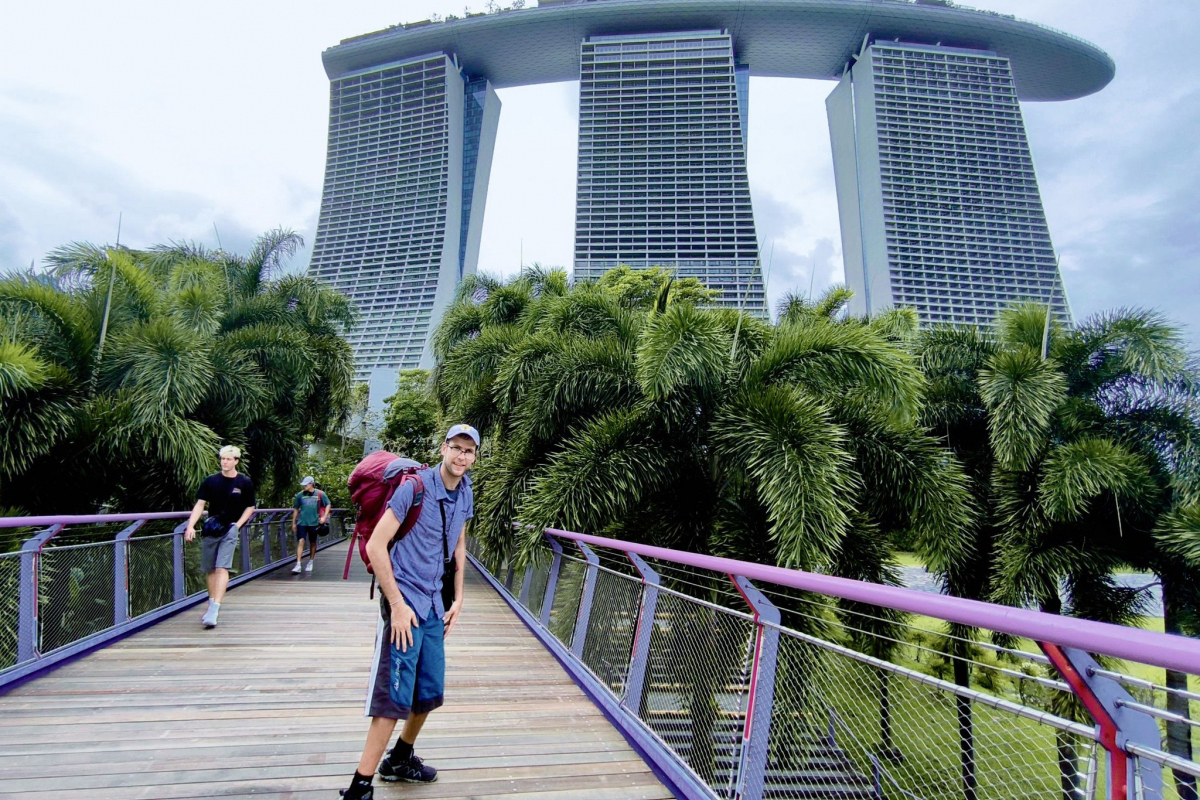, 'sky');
1,1,1197,336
